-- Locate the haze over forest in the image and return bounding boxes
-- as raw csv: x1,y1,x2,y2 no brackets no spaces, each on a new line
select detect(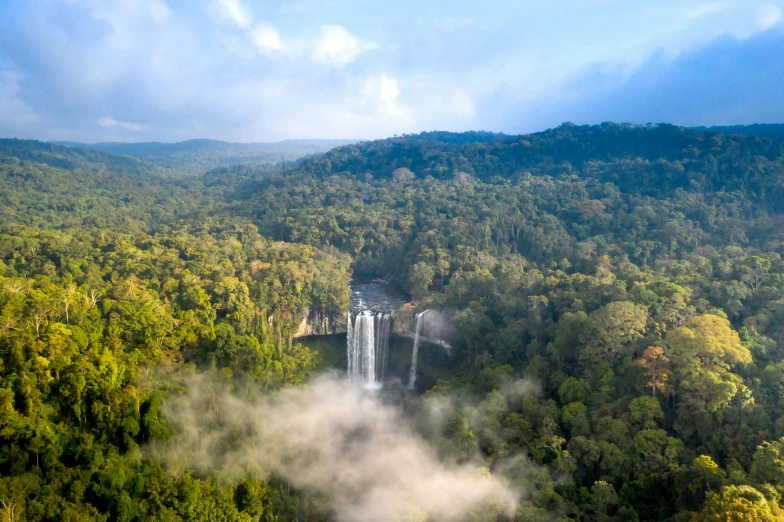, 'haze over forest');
3,1,784,522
